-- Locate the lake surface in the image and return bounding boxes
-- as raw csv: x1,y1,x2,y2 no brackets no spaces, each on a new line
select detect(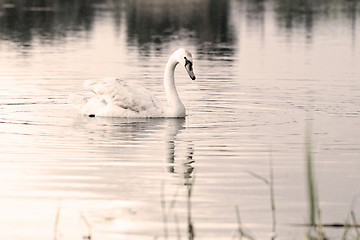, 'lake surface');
0,0,360,239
